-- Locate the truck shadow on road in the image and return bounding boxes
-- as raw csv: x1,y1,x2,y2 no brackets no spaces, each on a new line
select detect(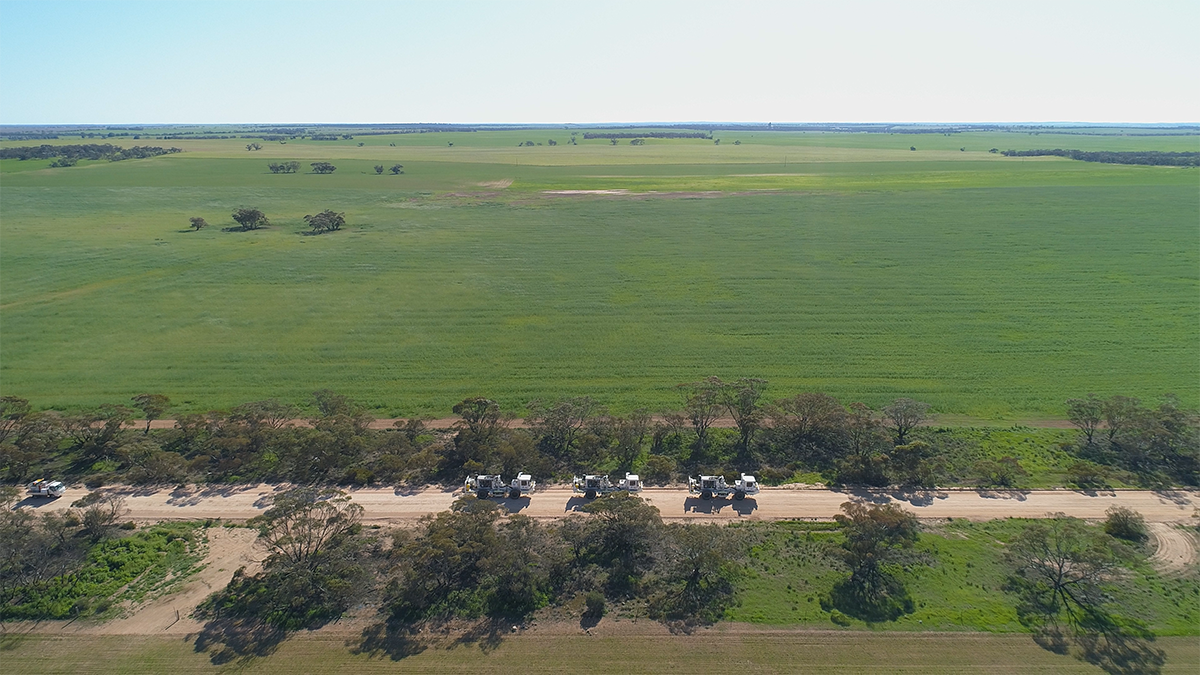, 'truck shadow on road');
11,496,62,510
498,498,531,514
564,496,591,512
683,497,758,516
